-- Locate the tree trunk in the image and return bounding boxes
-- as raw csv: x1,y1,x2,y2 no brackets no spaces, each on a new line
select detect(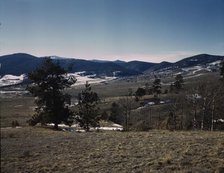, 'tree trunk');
201,97,206,130
193,103,197,130
86,123,90,132
211,97,215,131
125,112,128,131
